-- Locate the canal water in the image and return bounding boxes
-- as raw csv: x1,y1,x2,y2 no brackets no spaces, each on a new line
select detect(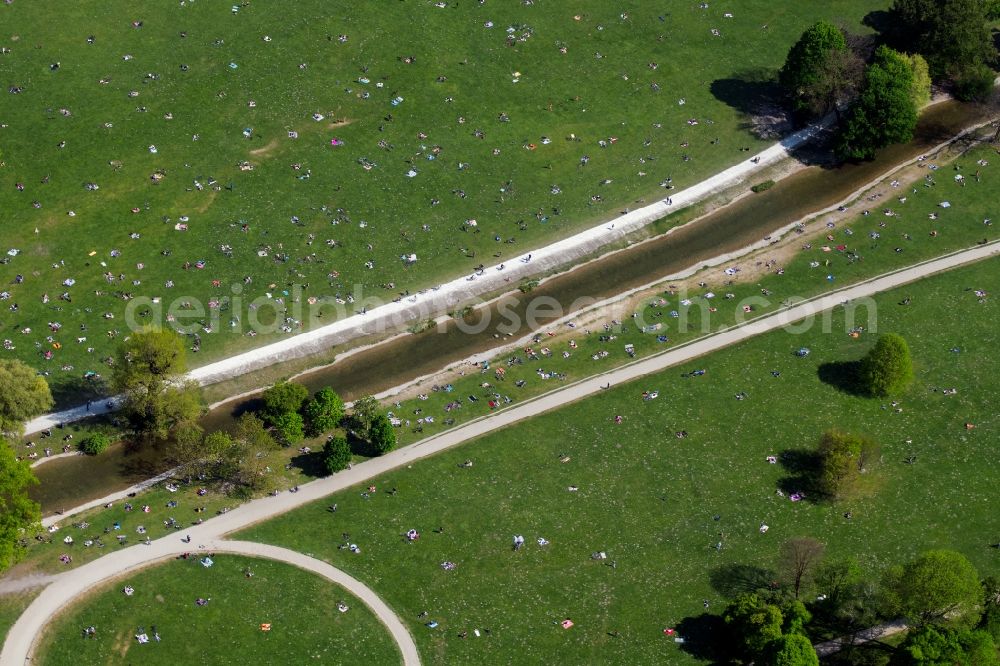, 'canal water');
32,99,998,512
